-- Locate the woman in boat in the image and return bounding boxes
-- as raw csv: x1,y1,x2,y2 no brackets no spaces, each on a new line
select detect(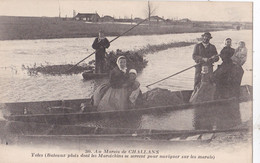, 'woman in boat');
213,38,235,99
97,56,139,111
230,41,247,97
